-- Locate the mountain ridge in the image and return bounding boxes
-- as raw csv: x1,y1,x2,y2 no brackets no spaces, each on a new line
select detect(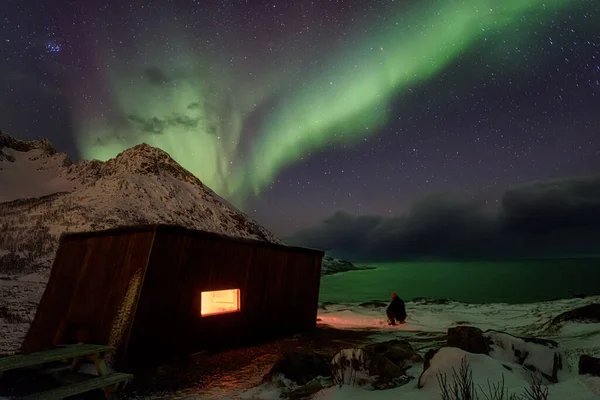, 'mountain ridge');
0,132,356,275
